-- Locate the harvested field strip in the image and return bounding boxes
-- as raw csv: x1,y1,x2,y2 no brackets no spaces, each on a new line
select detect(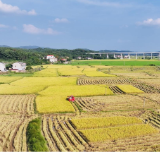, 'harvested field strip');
42,116,87,152
89,133,160,152
80,124,158,142
78,78,133,85
142,111,160,129
0,95,35,115
109,86,125,94
71,117,143,130
0,115,38,152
